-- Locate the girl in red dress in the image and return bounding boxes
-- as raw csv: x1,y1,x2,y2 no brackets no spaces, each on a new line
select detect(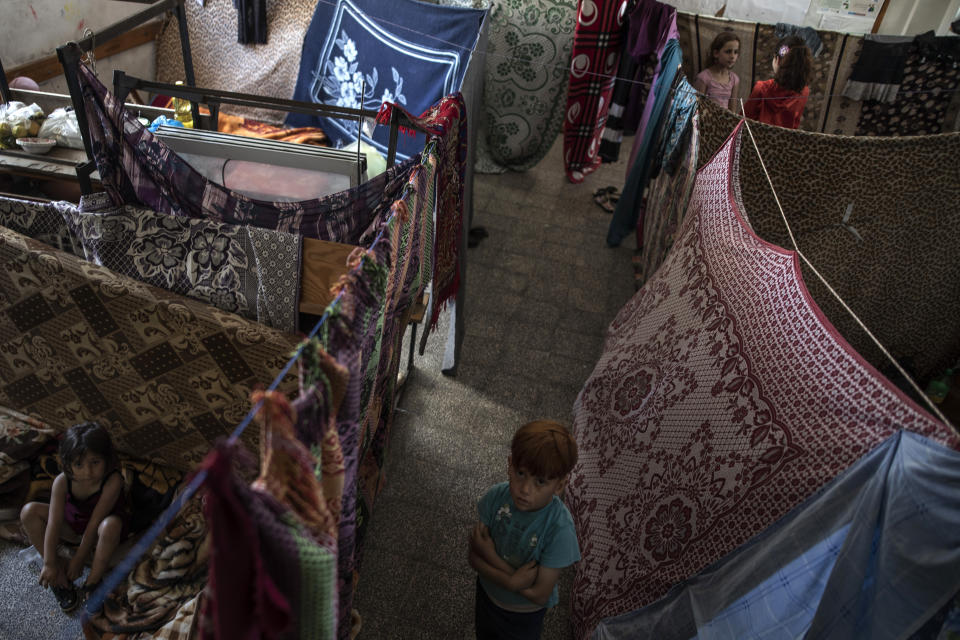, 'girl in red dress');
744,35,813,129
